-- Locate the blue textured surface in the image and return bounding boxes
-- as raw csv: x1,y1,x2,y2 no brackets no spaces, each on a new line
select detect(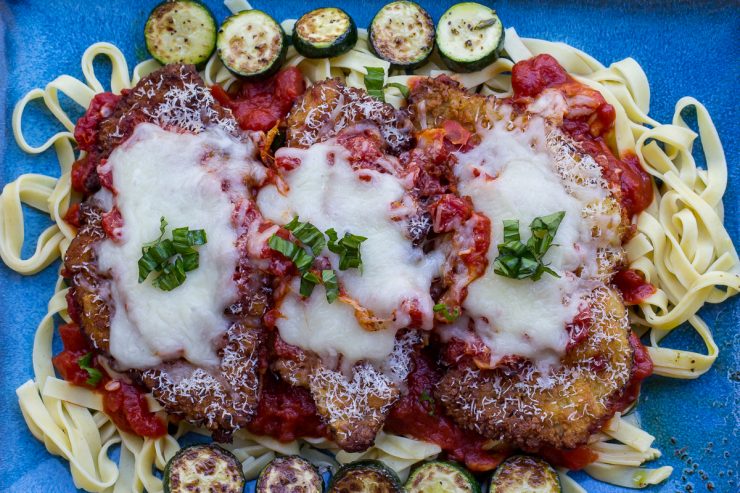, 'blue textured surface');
0,1,738,491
